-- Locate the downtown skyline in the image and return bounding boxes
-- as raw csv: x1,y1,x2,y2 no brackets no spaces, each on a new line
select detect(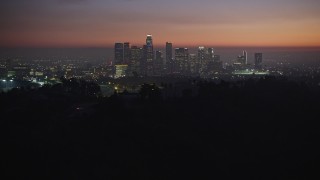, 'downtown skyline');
1,0,320,48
